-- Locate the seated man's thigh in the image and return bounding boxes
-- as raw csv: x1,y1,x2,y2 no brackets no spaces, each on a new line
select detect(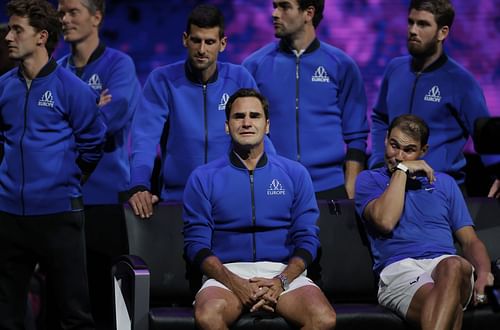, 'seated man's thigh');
276,285,335,327
378,256,453,318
